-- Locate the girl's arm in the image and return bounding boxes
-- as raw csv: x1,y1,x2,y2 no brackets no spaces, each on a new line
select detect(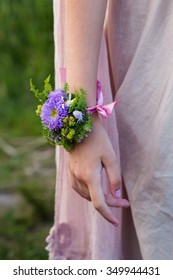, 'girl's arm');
65,0,129,225
65,0,107,106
